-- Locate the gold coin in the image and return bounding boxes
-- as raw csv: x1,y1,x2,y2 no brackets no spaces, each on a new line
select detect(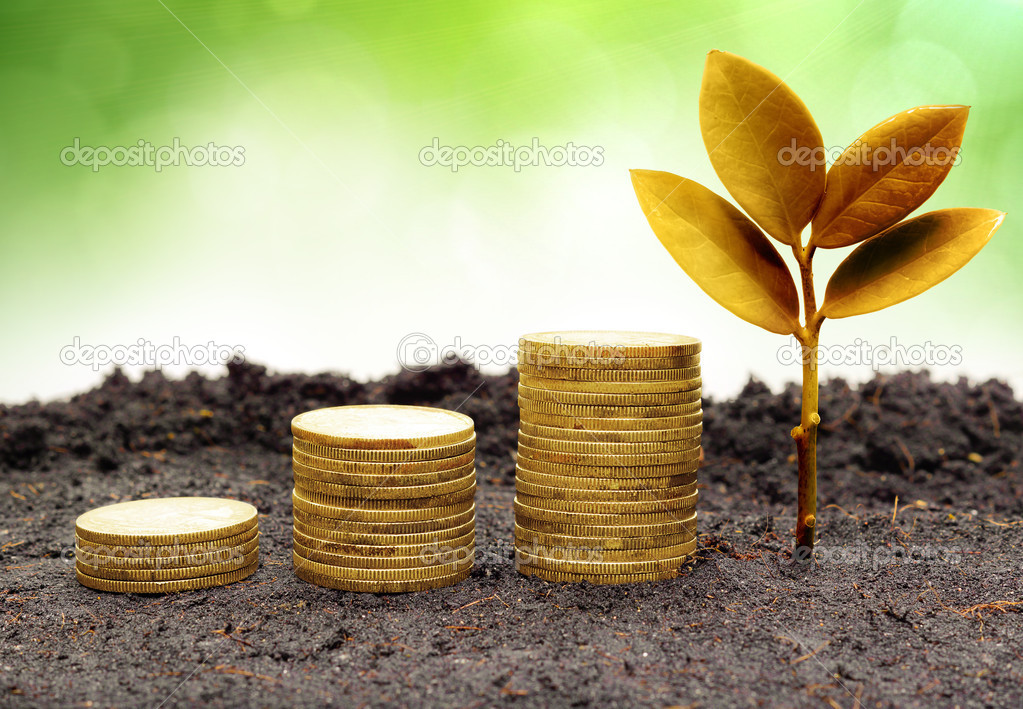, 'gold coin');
76,560,258,594
518,443,700,467
516,456,700,478
292,434,475,463
518,331,701,358
74,525,259,558
515,541,696,572
516,562,682,584
519,374,701,394
75,497,259,547
293,469,476,500
77,548,260,582
519,410,703,432
517,364,700,382
291,405,474,450
517,353,700,370
518,384,702,407
515,496,698,528
292,489,473,522
291,449,475,475
517,432,699,455
516,488,697,515
514,520,697,551
519,397,701,419
293,483,476,510
515,515,699,539
292,550,472,579
294,517,475,546
515,479,697,502
293,505,475,536
292,458,475,487
518,421,702,443
516,550,693,575
295,564,471,592
293,527,475,558
76,535,260,570
293,538,474,569
514,494,697,525
515,466,697,490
